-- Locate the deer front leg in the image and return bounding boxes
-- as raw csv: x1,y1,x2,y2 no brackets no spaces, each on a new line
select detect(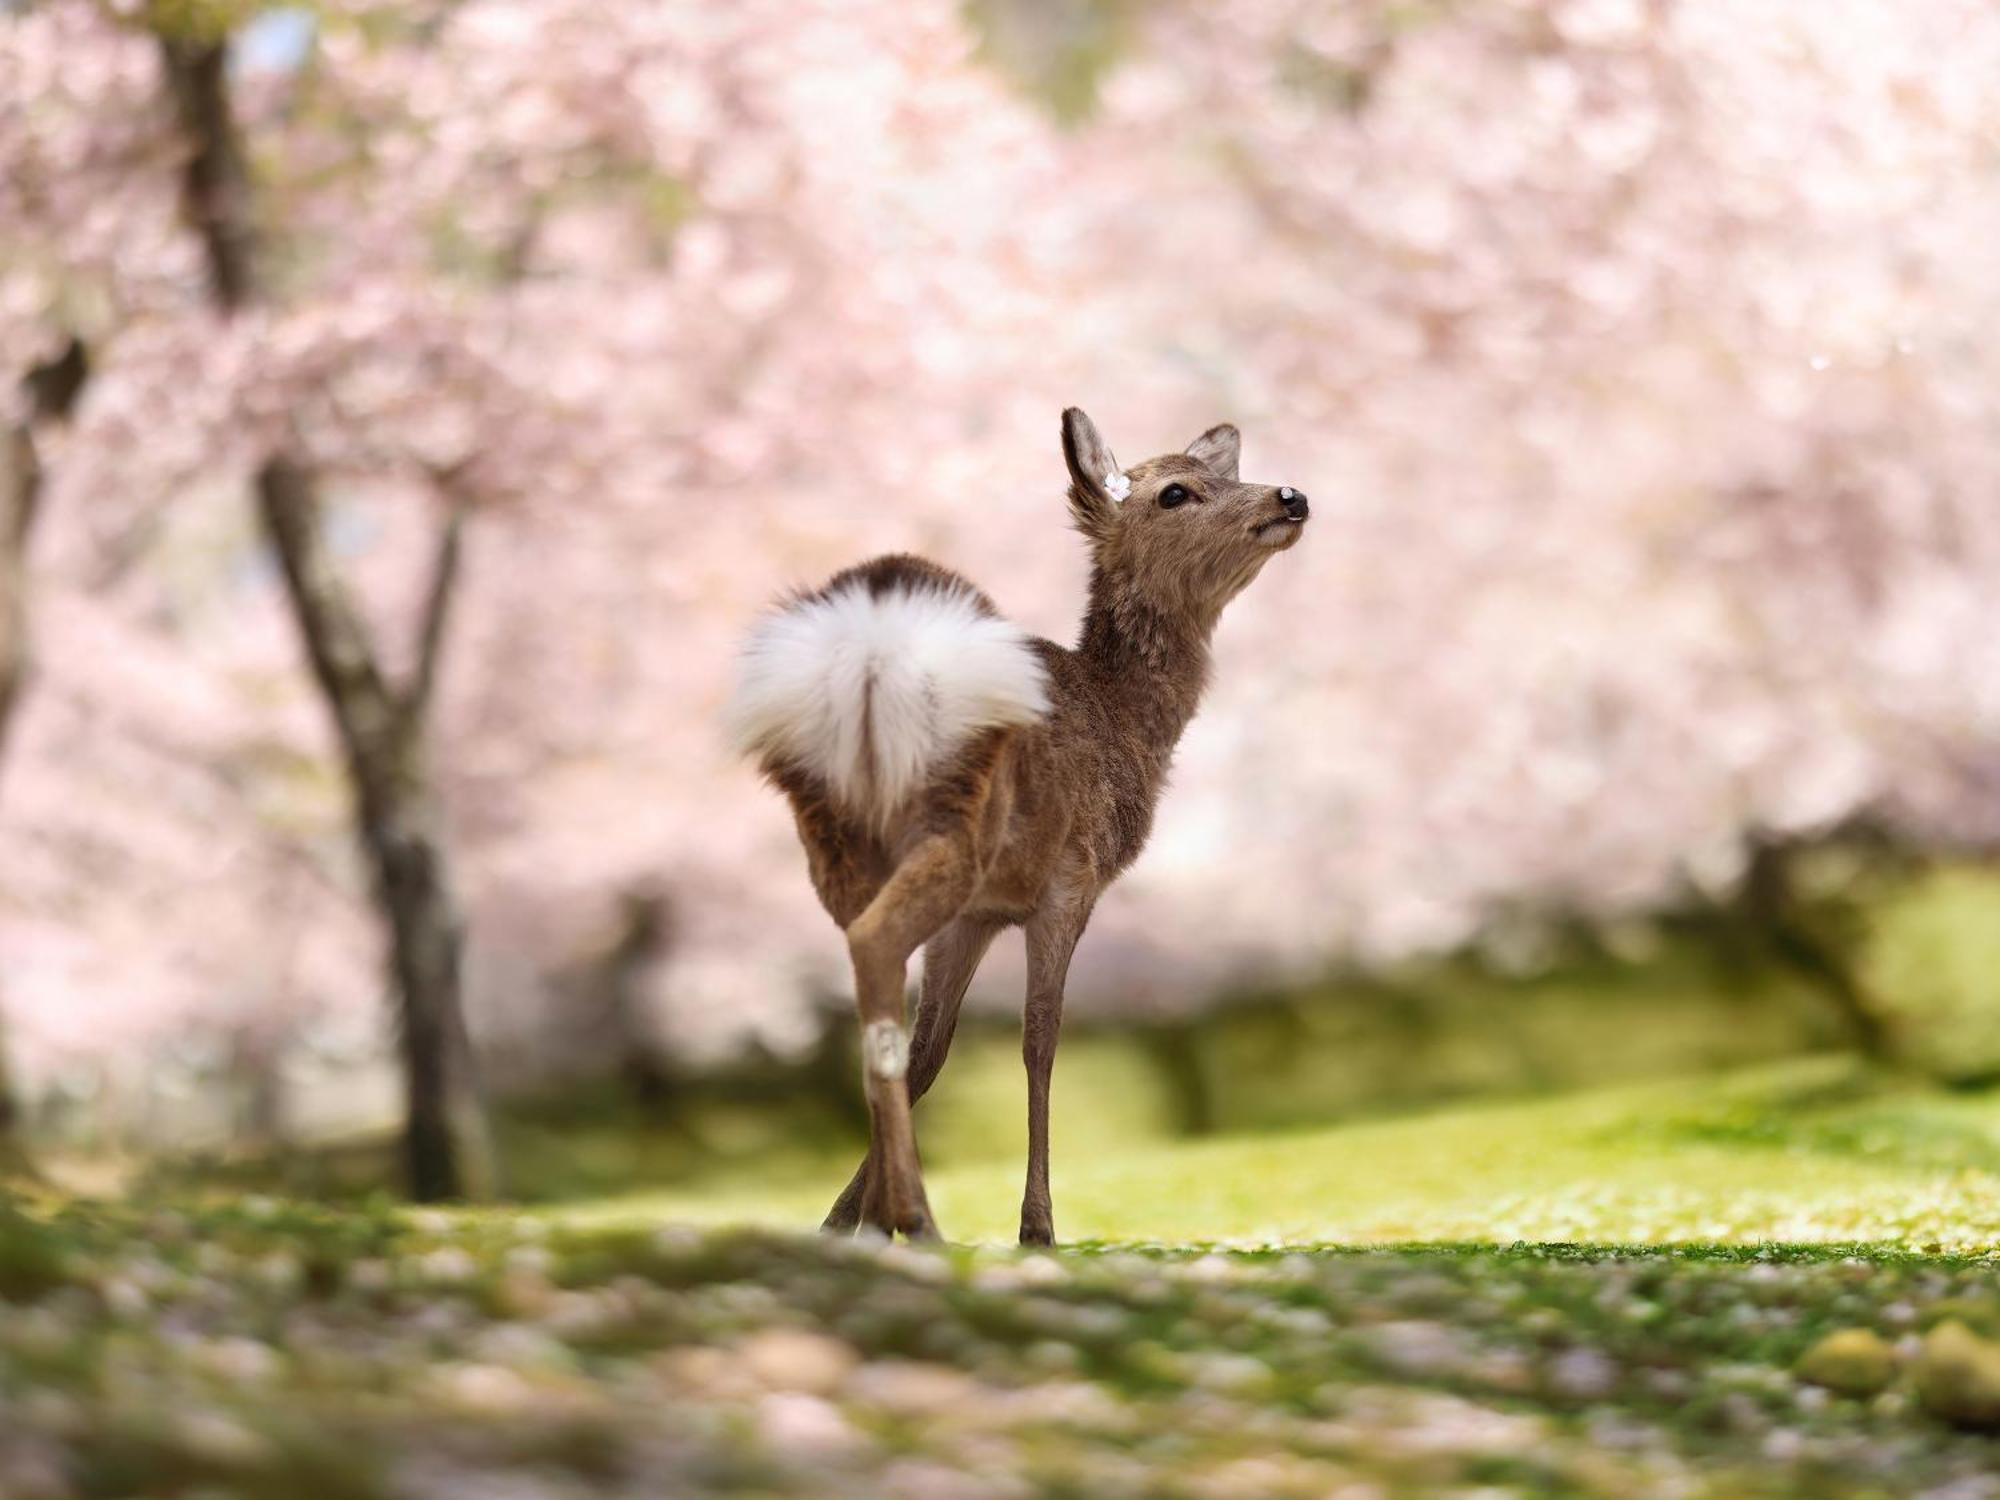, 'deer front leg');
1019,887,1094,1247
824,913,1001,1233
844,833,978,1241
